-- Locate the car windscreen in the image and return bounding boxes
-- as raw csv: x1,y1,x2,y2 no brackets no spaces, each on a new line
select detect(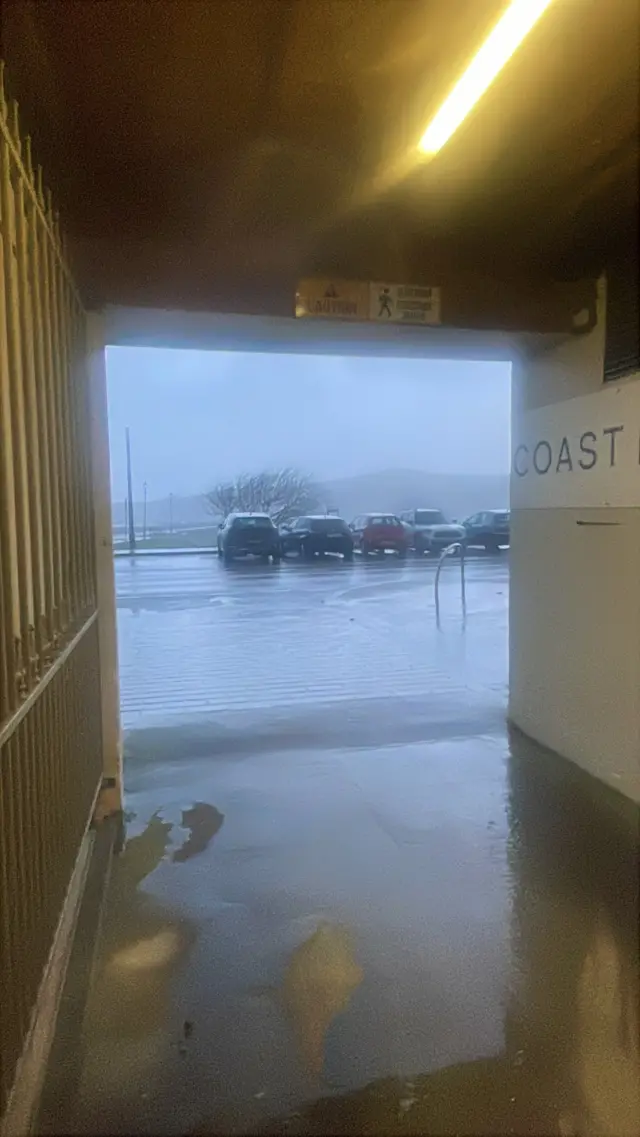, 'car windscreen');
415,510,446,525
367,515,400,527
309,519,348,533
232,516,273,529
